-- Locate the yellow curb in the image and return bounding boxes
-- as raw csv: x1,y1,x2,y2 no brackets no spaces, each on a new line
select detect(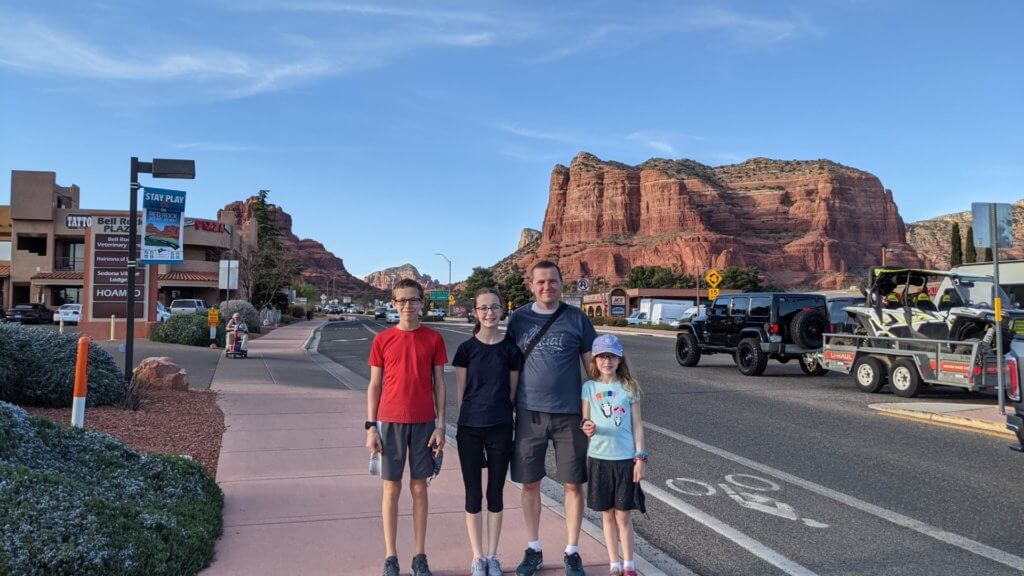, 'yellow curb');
872,405,1015,440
